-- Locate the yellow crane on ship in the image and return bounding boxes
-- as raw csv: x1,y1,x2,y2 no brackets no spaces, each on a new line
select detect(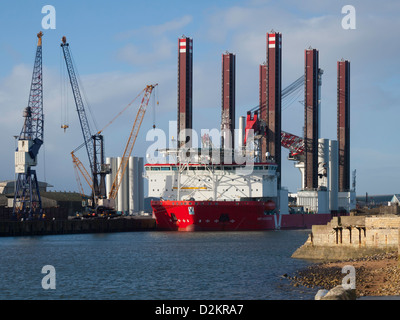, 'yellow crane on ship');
69,84,158,215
